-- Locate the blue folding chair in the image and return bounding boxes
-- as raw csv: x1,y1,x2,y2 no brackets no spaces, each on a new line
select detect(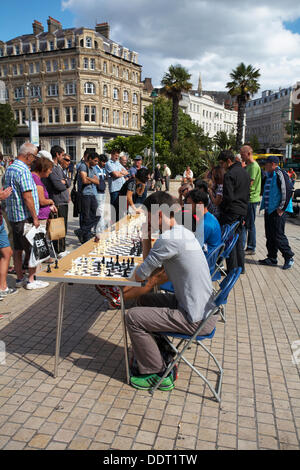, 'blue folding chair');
221,221,240,243
205,243,225,281
150,267,242,402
